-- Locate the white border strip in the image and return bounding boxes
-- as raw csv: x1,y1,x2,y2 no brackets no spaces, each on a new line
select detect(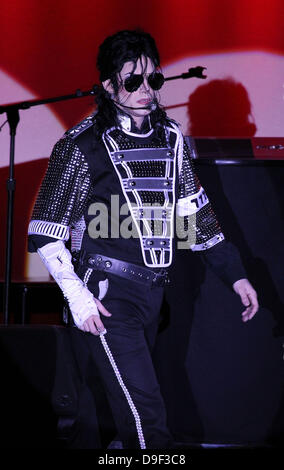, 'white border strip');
176,186,209,216
190,233,225,251
28,219,70,241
